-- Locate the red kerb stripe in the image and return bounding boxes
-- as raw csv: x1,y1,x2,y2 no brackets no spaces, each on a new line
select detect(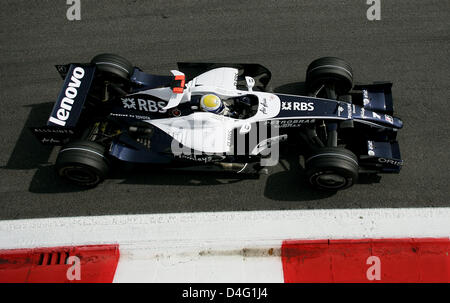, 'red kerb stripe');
281,238,449,283
0,245,120,283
